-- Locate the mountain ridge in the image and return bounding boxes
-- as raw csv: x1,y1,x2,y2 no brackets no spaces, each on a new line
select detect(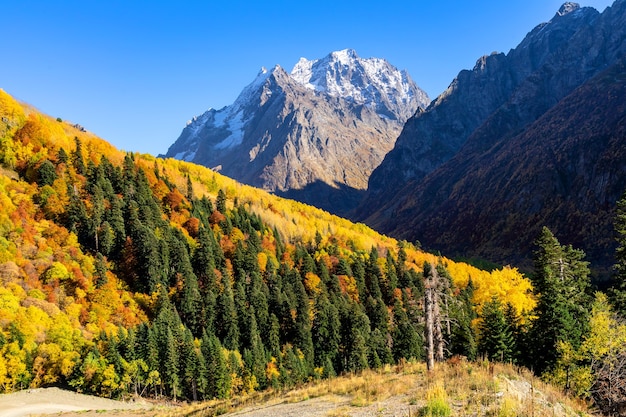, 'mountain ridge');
356,3,603,217
164,49,429,215
355,0,626,275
